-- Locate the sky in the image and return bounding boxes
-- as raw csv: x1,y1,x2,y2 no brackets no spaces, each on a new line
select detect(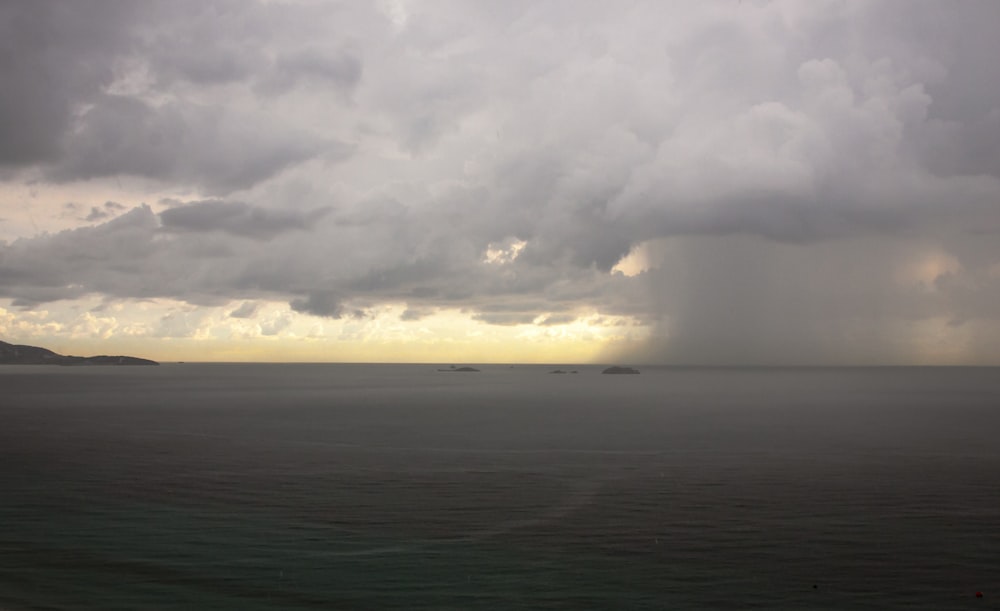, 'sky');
1,0,999,364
